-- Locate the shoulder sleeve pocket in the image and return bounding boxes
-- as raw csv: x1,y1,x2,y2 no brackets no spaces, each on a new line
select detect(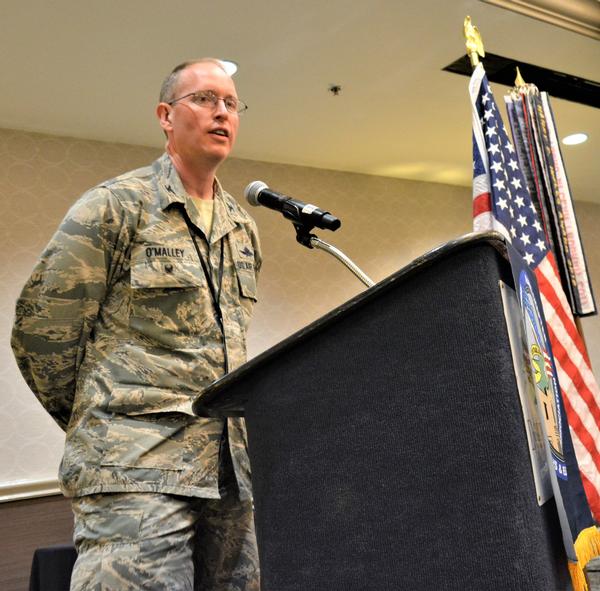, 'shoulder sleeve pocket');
235,268,258,301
